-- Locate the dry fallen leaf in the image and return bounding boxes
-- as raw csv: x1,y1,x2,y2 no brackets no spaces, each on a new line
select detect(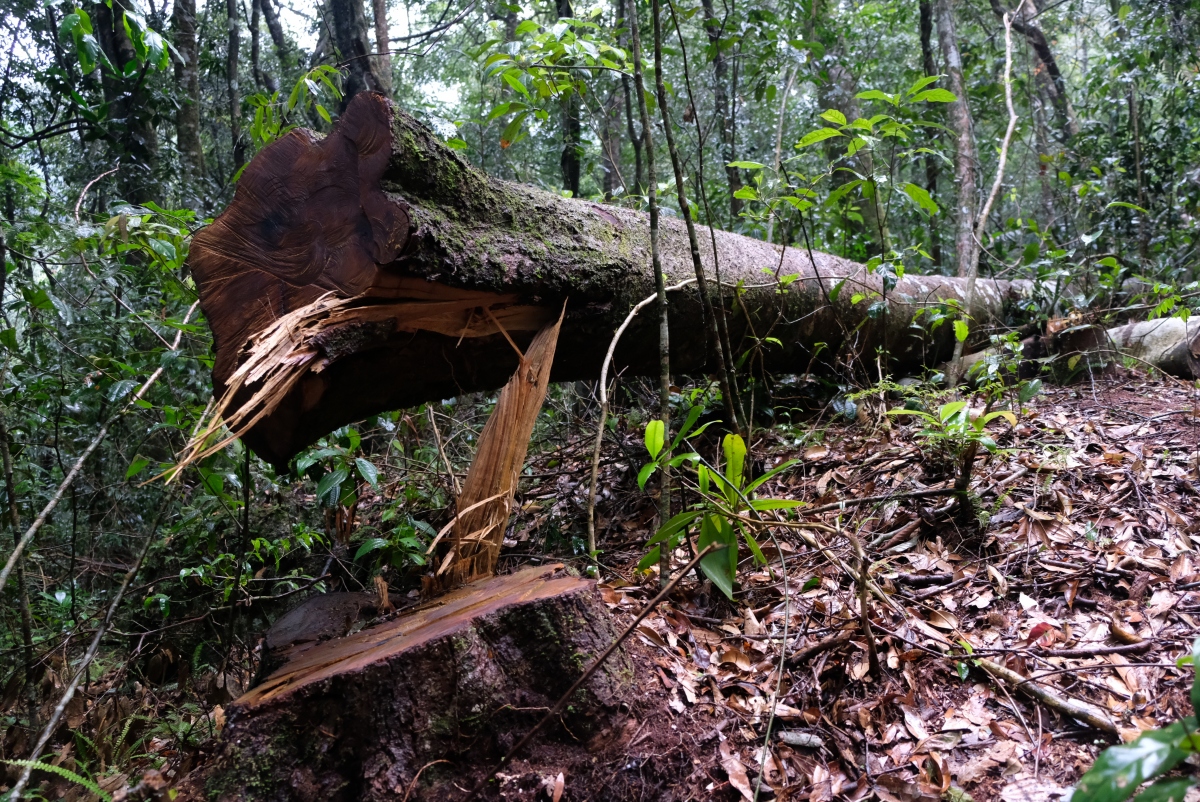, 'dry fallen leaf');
720,740,755,801
927,610,959,630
